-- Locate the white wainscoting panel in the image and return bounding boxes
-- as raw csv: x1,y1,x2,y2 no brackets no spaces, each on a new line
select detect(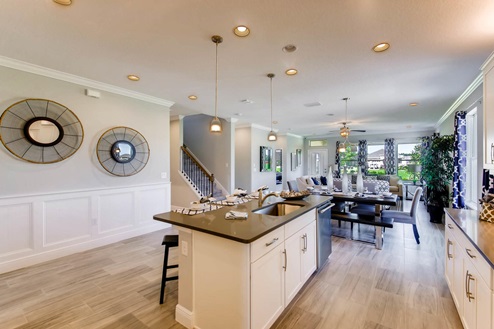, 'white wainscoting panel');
0,203,32,256
139,187,169,224
44,197,91,247
0,183,171,274
98,192,134,234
